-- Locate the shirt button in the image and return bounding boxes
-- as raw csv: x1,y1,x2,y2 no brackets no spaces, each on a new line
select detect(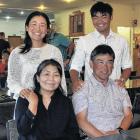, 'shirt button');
32,116,35,120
